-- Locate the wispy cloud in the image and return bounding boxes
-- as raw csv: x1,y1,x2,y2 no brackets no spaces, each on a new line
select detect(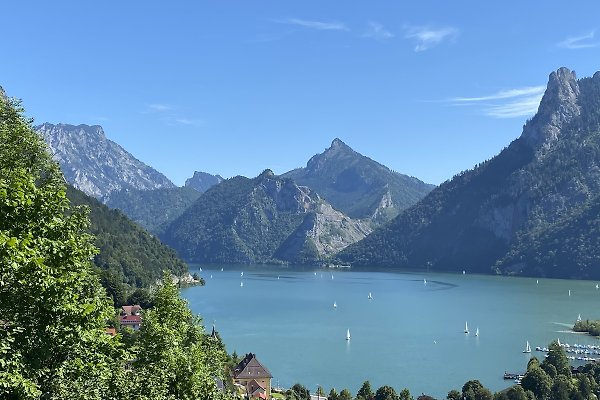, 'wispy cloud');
404,25,458,52
275,18,348,31
362,21,394,40
174,118,204,127
557,30,598,49
143,103,203,126
448,86,546,118
147,103,174,112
